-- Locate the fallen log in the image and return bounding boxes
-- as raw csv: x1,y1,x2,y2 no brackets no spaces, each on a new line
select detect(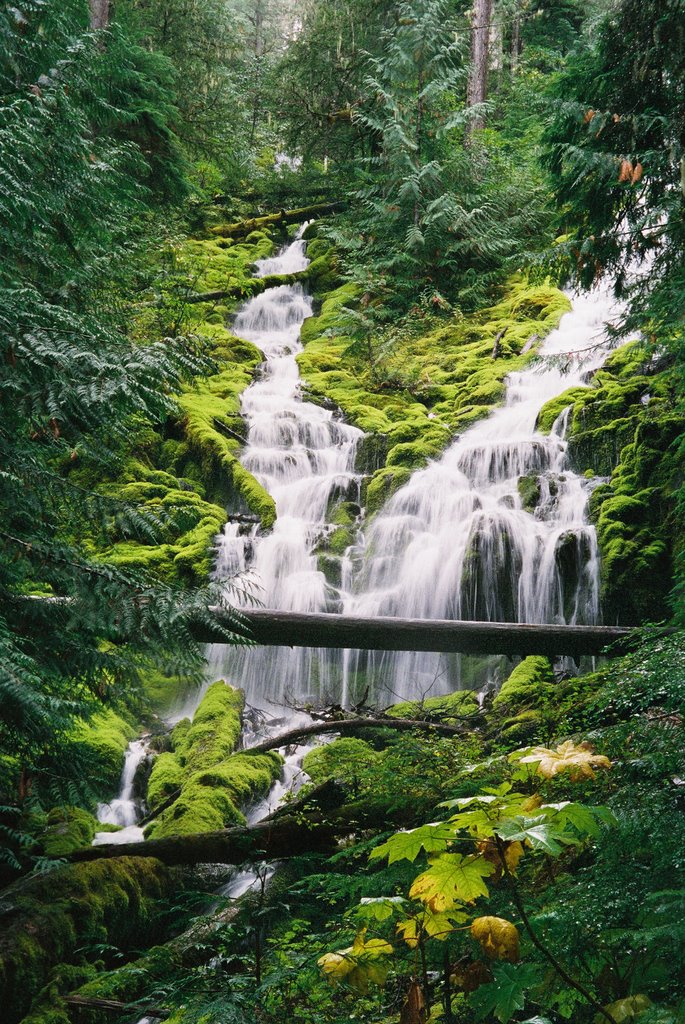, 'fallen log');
238,715,472,756
182,268,308,304
69,812,340,867
209,201,344,239
197,607,637,658
64,995,169,1019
